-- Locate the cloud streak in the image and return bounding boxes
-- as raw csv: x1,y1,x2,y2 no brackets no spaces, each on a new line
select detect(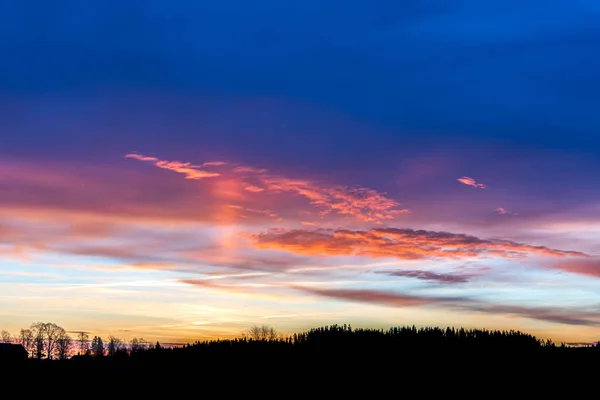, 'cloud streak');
125,153,222,180
546,258,600,279
458,176,486,189
127,153,410,223
296,287,600,327
179,279,291,301
252,228,587,260
376,269,471,284
257,175,410,223
496,207,518,216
